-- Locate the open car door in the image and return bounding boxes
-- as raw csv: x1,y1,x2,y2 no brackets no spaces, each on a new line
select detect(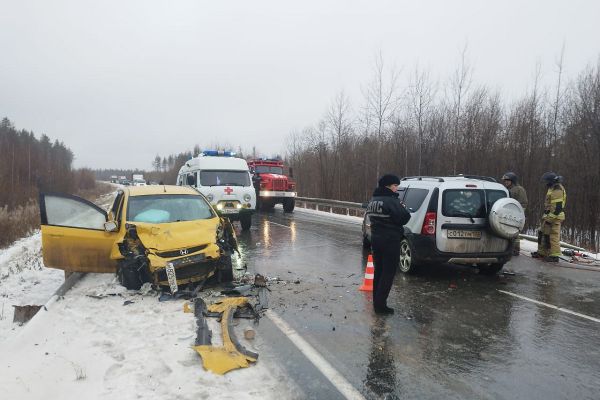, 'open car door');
40,193,118,273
